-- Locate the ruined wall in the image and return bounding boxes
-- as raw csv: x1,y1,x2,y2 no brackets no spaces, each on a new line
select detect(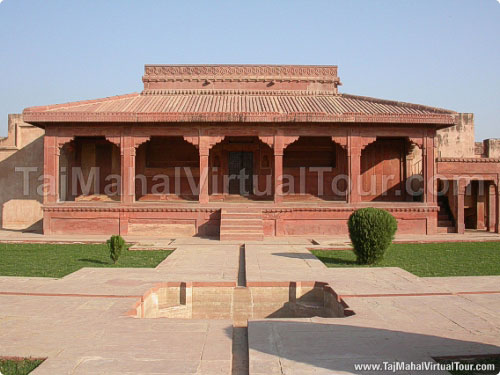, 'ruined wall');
435,113,475,158
483,139,500,158
0,114,44,231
